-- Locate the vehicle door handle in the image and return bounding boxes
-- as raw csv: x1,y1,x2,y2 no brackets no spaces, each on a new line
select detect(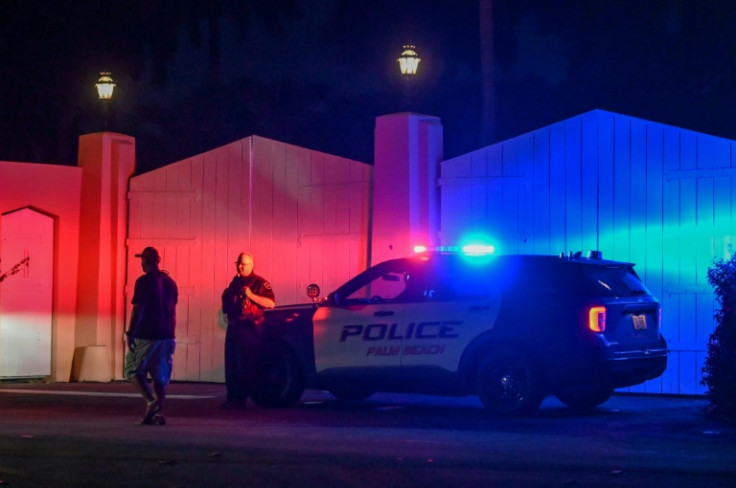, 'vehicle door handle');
374,311,394,317
468,306,490,312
